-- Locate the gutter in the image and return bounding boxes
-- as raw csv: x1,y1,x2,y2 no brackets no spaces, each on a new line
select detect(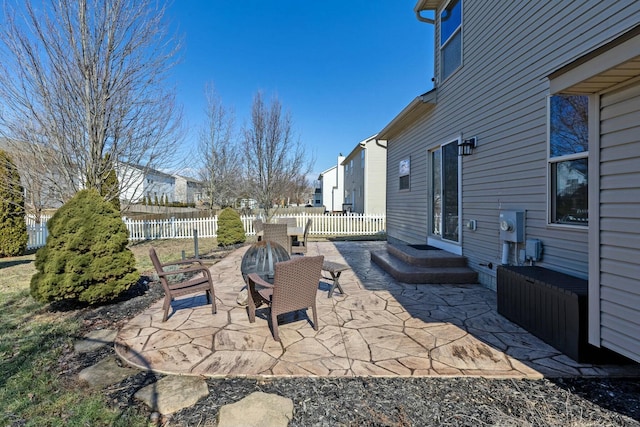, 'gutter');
377,89,437,140
414,0,437,24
